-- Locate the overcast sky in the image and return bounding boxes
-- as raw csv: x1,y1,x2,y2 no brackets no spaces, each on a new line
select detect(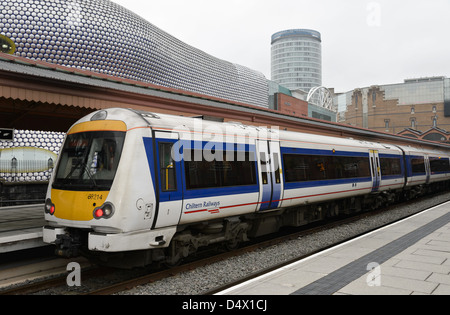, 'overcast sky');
110,0,450,93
